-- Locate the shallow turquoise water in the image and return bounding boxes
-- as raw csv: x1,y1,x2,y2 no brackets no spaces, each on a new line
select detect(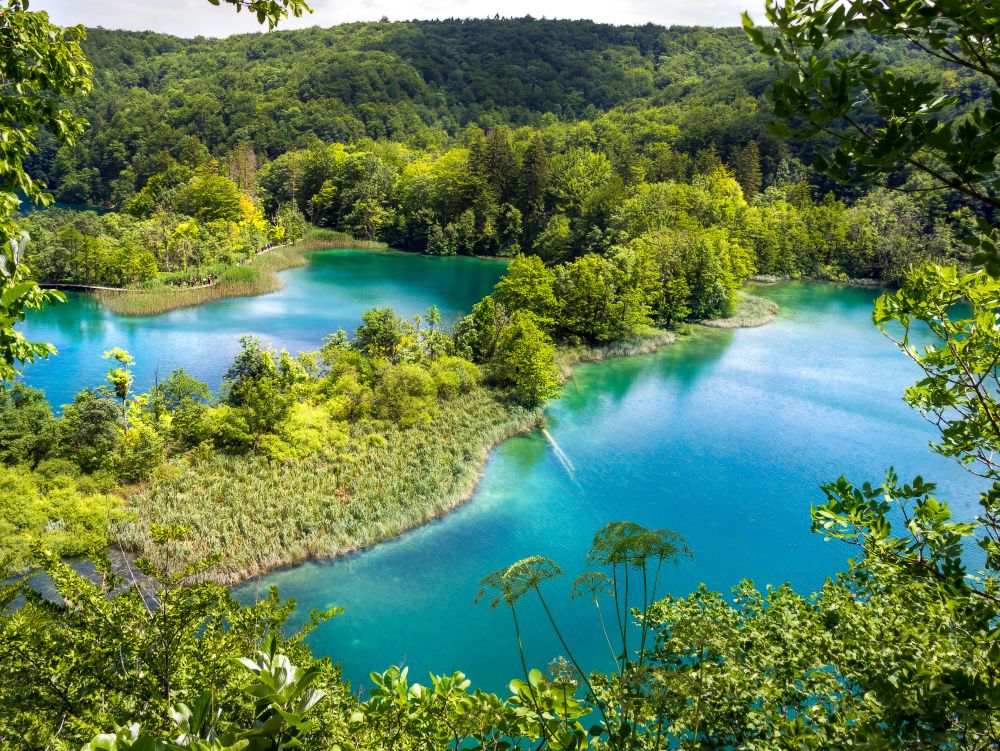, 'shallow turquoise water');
238,282,986,692
19,248,506,406
18,260,987,694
